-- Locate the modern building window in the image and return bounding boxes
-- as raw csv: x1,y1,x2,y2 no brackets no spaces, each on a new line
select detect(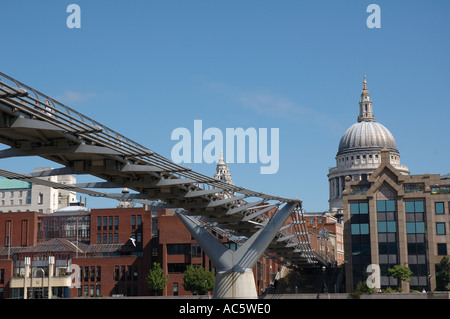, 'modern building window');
191,244,202,258
436,223,446,235
350,202,368,215
167,244,191,255
377,221,397,233
405,201,424,213
96,266,101,282
137,232,142,244
435,202,445,214
404,184,424,193
379,241,398,255
90,266,95,281
437,243,447,256
407,241,426,255
83,285,88,297
377,200,395,212
349,201,371,289
405,201,426,234
377,200,399,288
405,200,428,290
351,223,369,235
168,263,188,274
38,193,43,205
406,222,426,234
